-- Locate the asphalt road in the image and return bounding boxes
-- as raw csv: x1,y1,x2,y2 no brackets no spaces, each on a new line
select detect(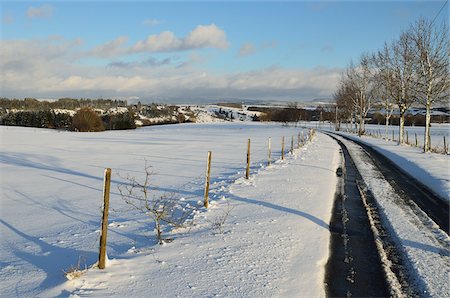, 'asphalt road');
324,132,449,297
